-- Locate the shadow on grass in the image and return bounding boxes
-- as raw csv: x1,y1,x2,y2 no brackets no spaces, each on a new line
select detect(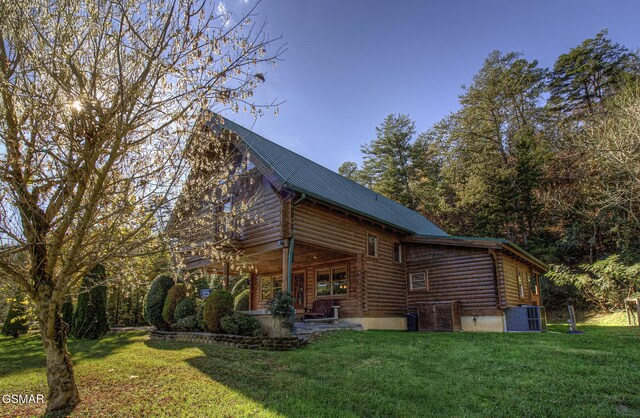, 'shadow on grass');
0,334,47,376
144,327,640,417
0,331,146,379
